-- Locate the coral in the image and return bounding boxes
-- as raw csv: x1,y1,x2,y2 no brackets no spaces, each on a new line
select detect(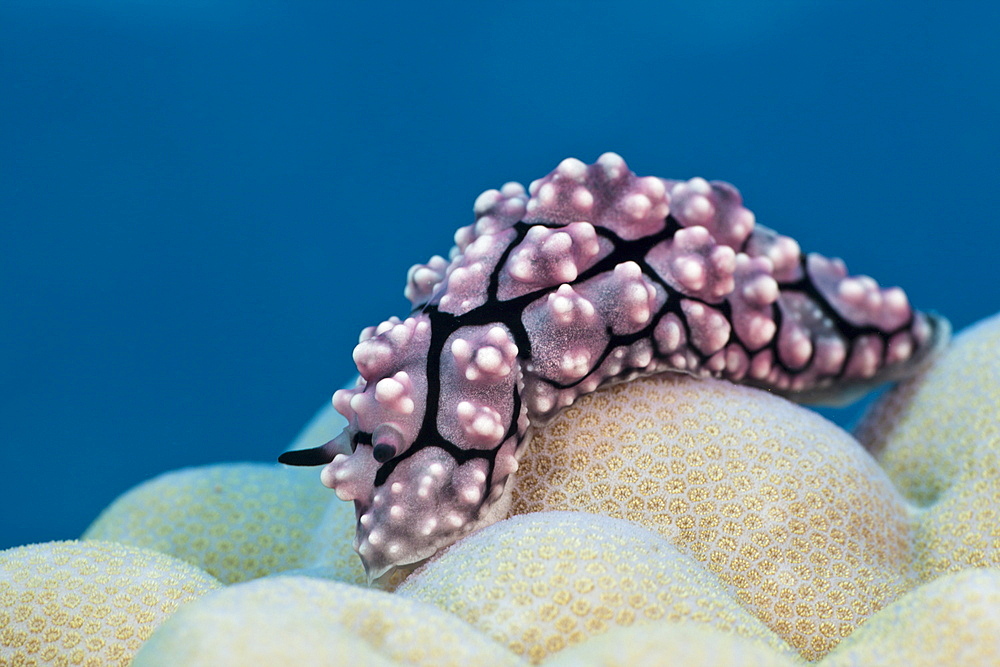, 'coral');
542,622,803,667
281,153,945,579
83,463,330,583
856,312,1000,505
0,540,219,667
855,311,1000,583
130,576,527,667
821,569,1000,666
395,511,800,665
506,373,911,660
292,494,378,587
